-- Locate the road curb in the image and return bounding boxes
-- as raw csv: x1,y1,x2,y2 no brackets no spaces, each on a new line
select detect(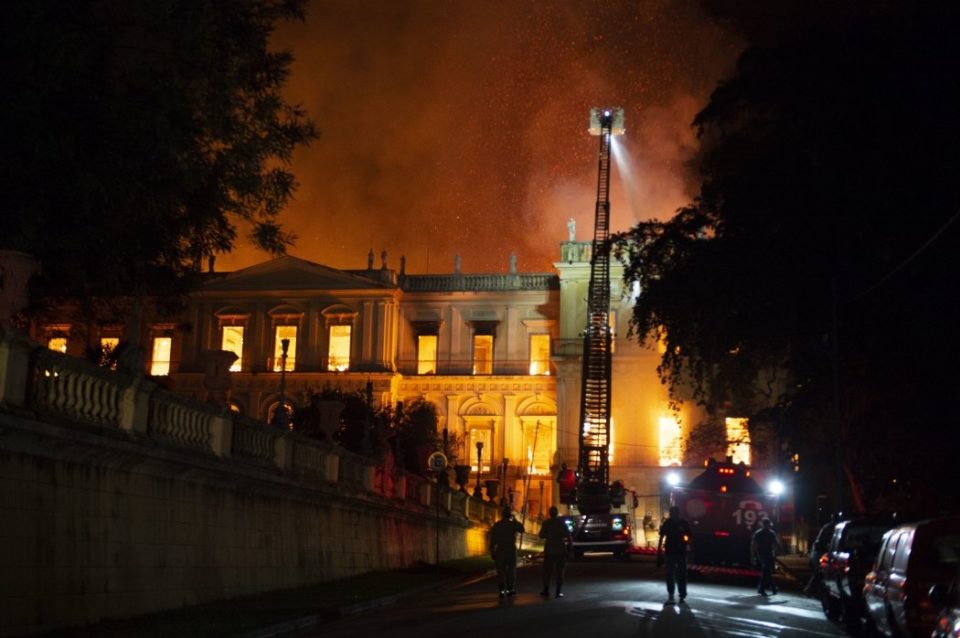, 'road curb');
240,569,498,638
